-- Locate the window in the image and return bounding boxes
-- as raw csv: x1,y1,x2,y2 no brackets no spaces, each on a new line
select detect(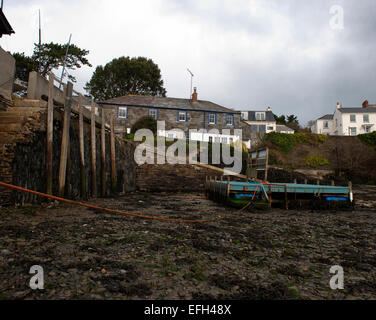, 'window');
148,108,158,120
178,111,187,122
350,114,356,122
365,126,371,133
324,121,329,128
221,137,228,144
255,112,266,121
267,126,274,131
350,127,357,136
226,114,234,126
168,133,174,139
335,119,338,127
208,136,213,143
214,137,220,143
118,107,127,118
363,114,370,123
208,113,216,124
